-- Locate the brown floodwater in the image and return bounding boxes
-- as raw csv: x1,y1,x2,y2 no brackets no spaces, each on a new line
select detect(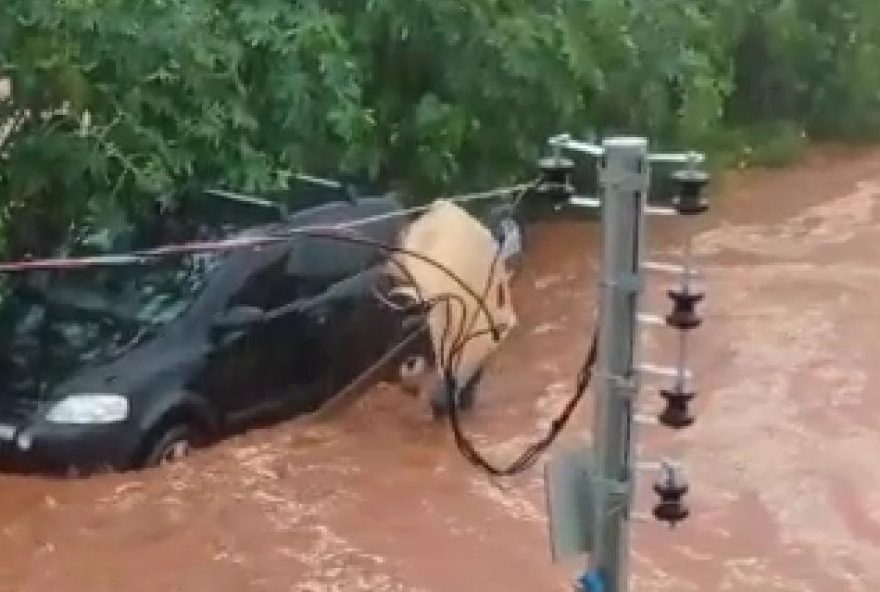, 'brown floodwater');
2,146,880,592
